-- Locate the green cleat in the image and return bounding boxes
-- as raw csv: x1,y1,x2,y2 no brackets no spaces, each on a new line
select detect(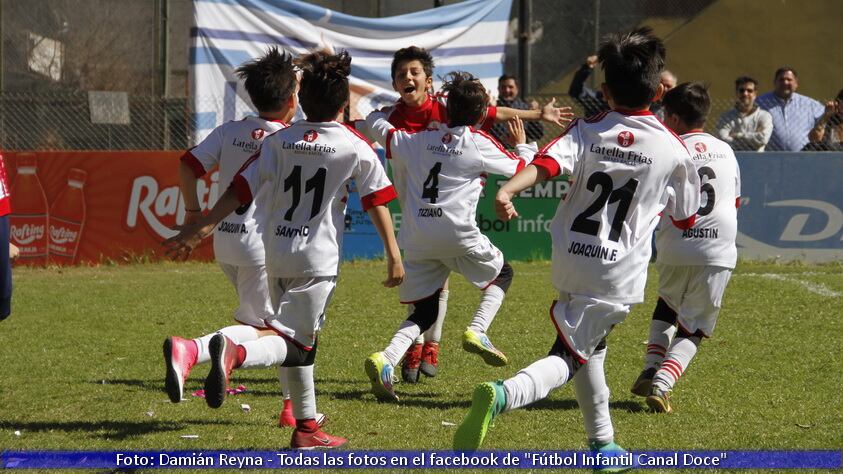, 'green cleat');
588,440,634,473
462,329,508,367
646,386,673,414
365,352,399,402
453,381,506,451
